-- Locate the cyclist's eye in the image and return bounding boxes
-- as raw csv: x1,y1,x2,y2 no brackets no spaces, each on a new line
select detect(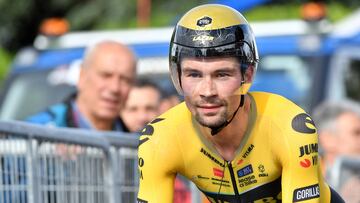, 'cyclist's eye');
184,71,202,78
216,72,230,78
